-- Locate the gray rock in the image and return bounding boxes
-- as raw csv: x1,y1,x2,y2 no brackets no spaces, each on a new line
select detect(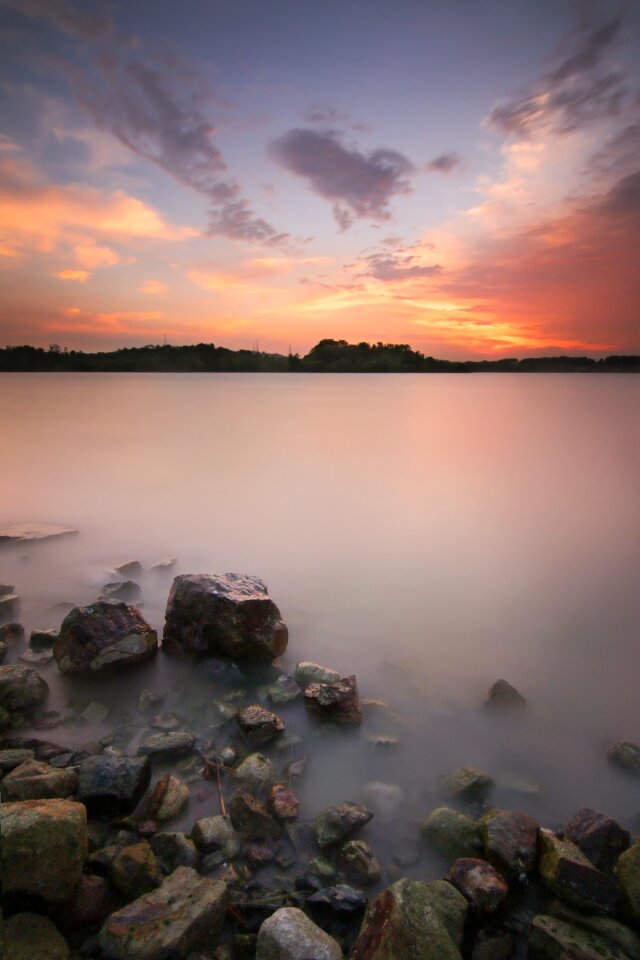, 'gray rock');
440,765,494,803
294,661,341,687
0,663,49,711
138,731,195,758
99,866,228,959
102,580,142,602
150,832,198,873
313,801,373,848
607,740,640,777
256,906,342,960
338,839,382,885
484,678,526,709
235,752,277,787
114,561,143,577
162,573,288,661
0,593,19,617
229,788,280,839
1,758,78,800
81,701,111,724
192,815,241,858
19,648,54,665
145,773,190,822
54,600,157,675
78,754,151,814
137,688,165,712
268,674,302,705
362,781,404,821
0,746,35,770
